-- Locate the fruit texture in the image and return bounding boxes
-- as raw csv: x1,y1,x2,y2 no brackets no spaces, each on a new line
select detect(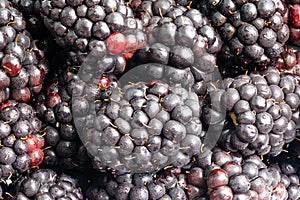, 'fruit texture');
129,0,222,76
287,0,300,46
213,67,300,157
198,0,289,76
86,166,207,200
72,62,206,173
0,102,45,184
8,168,84,199
34,68,92,171
276,45,300,74
37,0,145,72
198,147,300,200
0,0,49,103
